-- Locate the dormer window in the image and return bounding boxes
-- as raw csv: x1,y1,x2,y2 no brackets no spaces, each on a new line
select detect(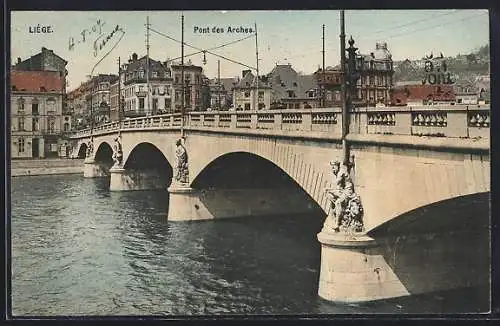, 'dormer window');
152,71,158,78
